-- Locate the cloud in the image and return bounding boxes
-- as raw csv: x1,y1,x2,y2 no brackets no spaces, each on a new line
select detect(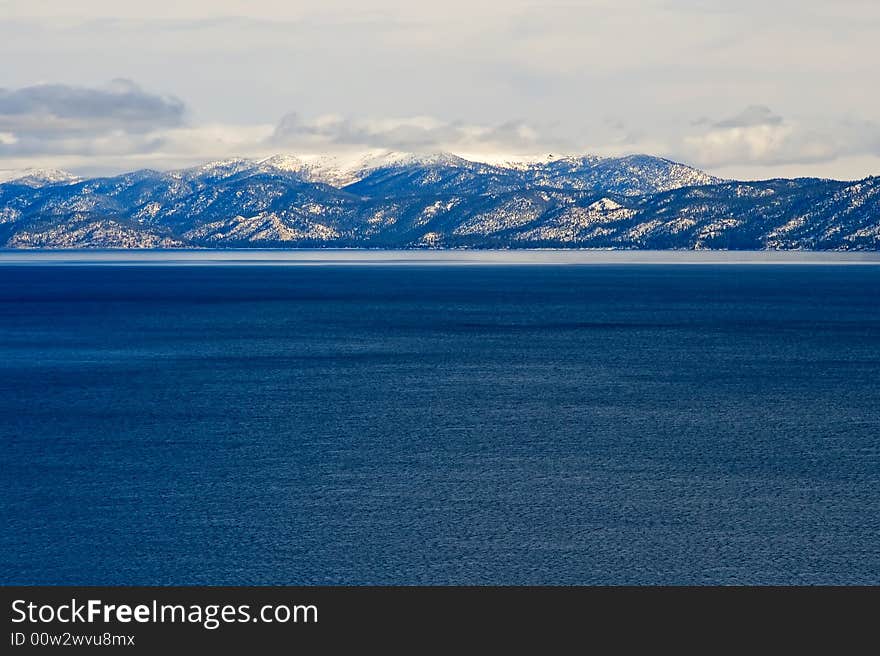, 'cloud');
270,112,551,154
675,106,880,168
0,79,877,182
1,2,878,175
0,80,185,156
714,105,783,128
